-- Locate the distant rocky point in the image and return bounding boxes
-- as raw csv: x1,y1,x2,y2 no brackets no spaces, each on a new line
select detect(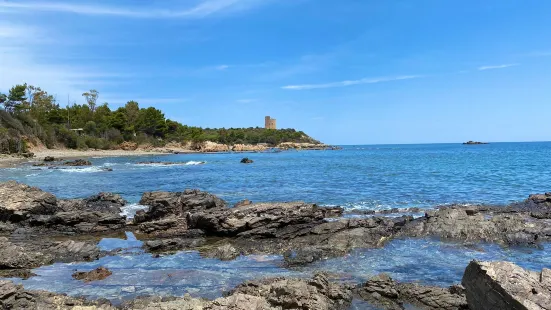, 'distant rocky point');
463,141,489,145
